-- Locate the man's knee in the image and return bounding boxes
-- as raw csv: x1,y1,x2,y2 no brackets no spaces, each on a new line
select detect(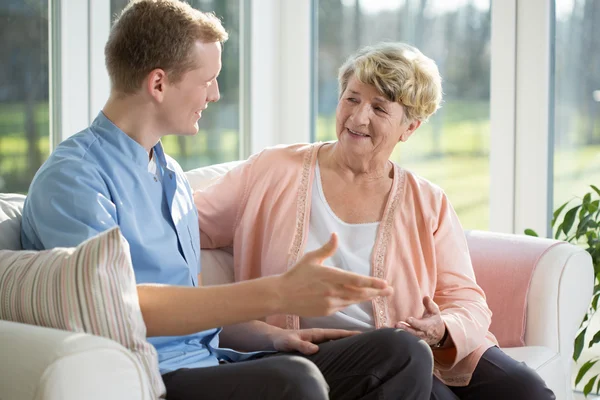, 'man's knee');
265,356,329,400
368,328,434,373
